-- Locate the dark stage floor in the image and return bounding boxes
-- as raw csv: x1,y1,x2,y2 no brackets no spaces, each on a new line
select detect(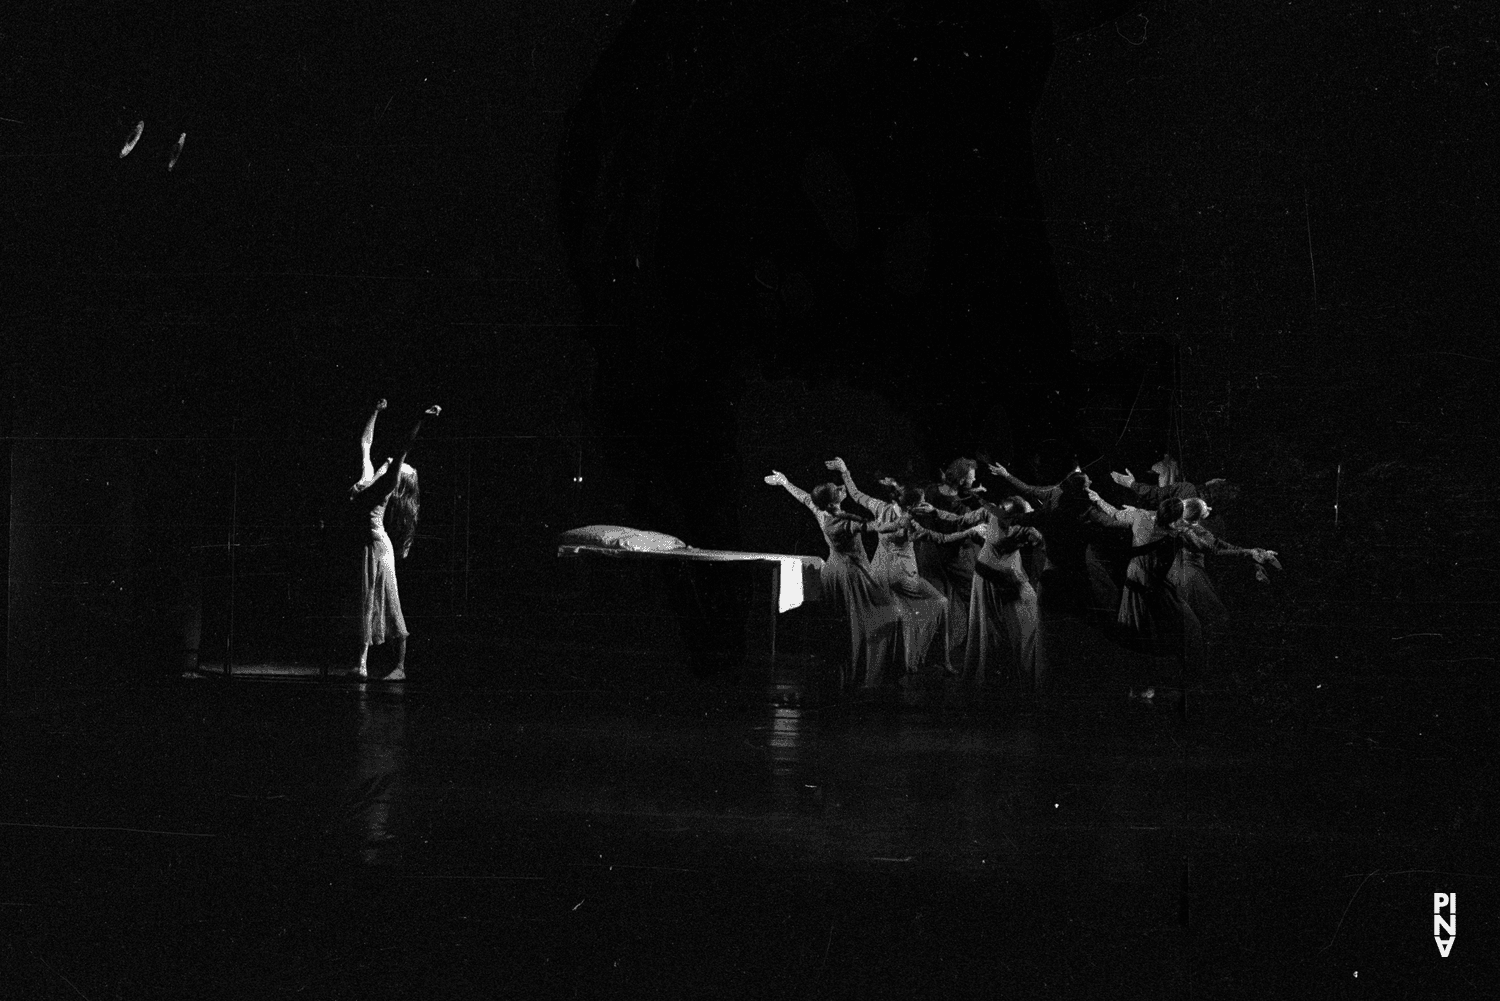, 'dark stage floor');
3,641,1495,1000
